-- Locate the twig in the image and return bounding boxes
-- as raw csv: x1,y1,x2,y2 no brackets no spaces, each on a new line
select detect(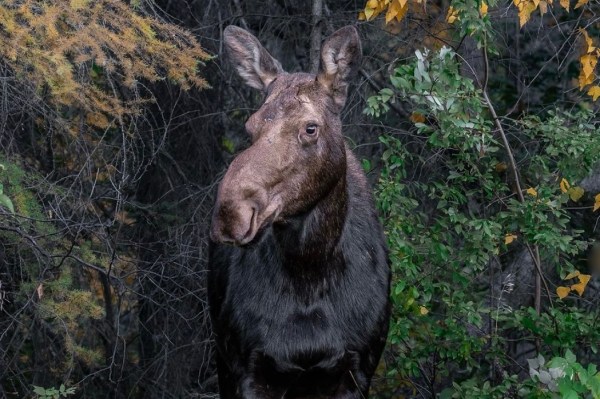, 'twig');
480,43,552,318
